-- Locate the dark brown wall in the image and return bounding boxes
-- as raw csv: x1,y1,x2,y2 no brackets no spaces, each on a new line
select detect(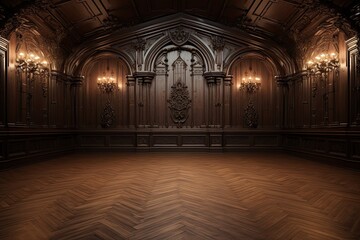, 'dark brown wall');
1,12,360,168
